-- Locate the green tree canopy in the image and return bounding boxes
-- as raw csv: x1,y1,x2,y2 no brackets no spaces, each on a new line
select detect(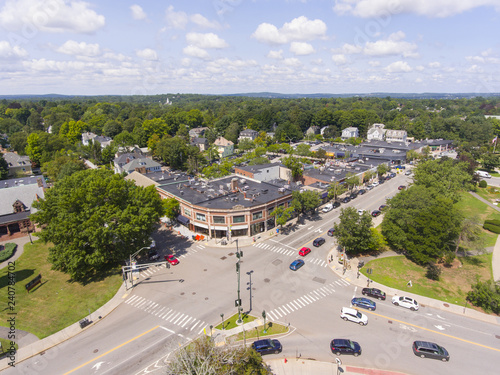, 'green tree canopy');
333,207,373,255
163,197,180,220
31,169,164,282
270,206,294,227
0,153,8,179
291,190,321,215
